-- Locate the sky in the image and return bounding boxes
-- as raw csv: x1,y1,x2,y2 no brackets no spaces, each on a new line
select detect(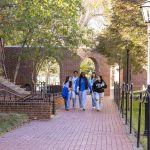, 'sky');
82,0,110,32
